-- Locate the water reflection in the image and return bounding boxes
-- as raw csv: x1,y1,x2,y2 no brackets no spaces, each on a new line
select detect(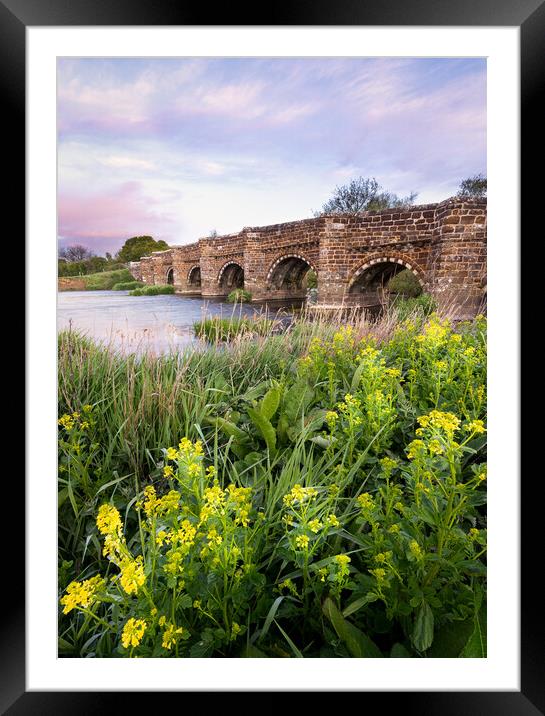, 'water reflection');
57,291,294,355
